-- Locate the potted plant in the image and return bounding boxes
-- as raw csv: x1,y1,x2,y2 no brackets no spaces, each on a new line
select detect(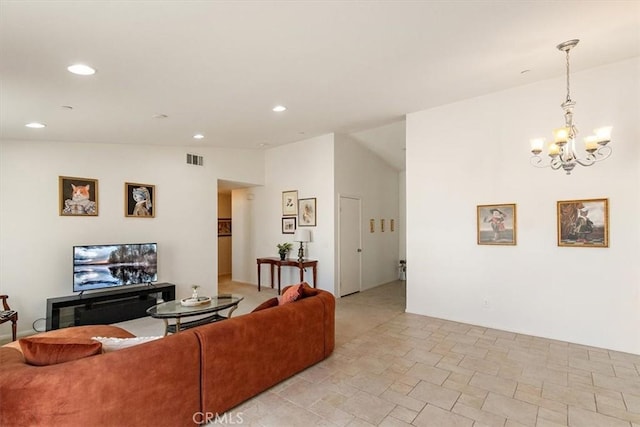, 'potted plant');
277,242,293,260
